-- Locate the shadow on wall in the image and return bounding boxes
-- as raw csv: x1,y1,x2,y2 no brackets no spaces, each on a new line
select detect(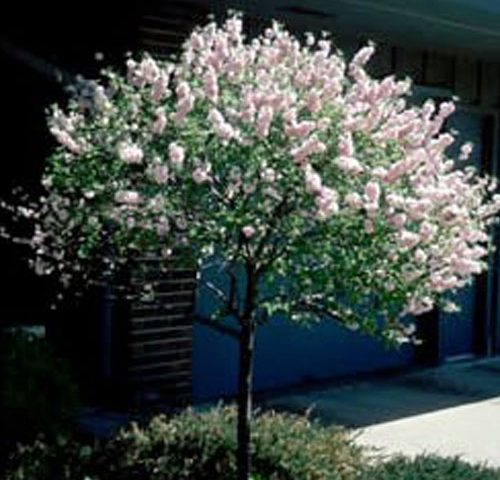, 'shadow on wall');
192,315,414,401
